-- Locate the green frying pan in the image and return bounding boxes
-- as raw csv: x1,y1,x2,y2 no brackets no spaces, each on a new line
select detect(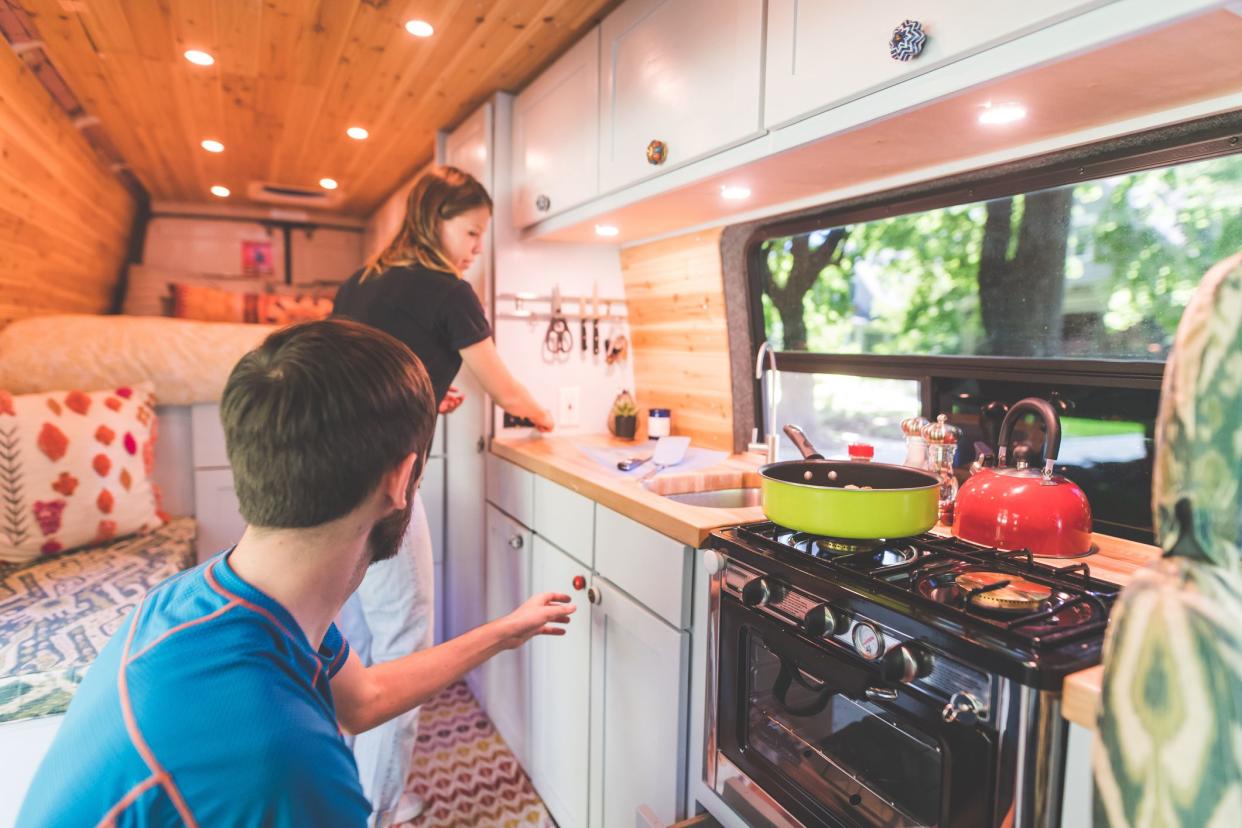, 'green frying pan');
758,424,940,538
